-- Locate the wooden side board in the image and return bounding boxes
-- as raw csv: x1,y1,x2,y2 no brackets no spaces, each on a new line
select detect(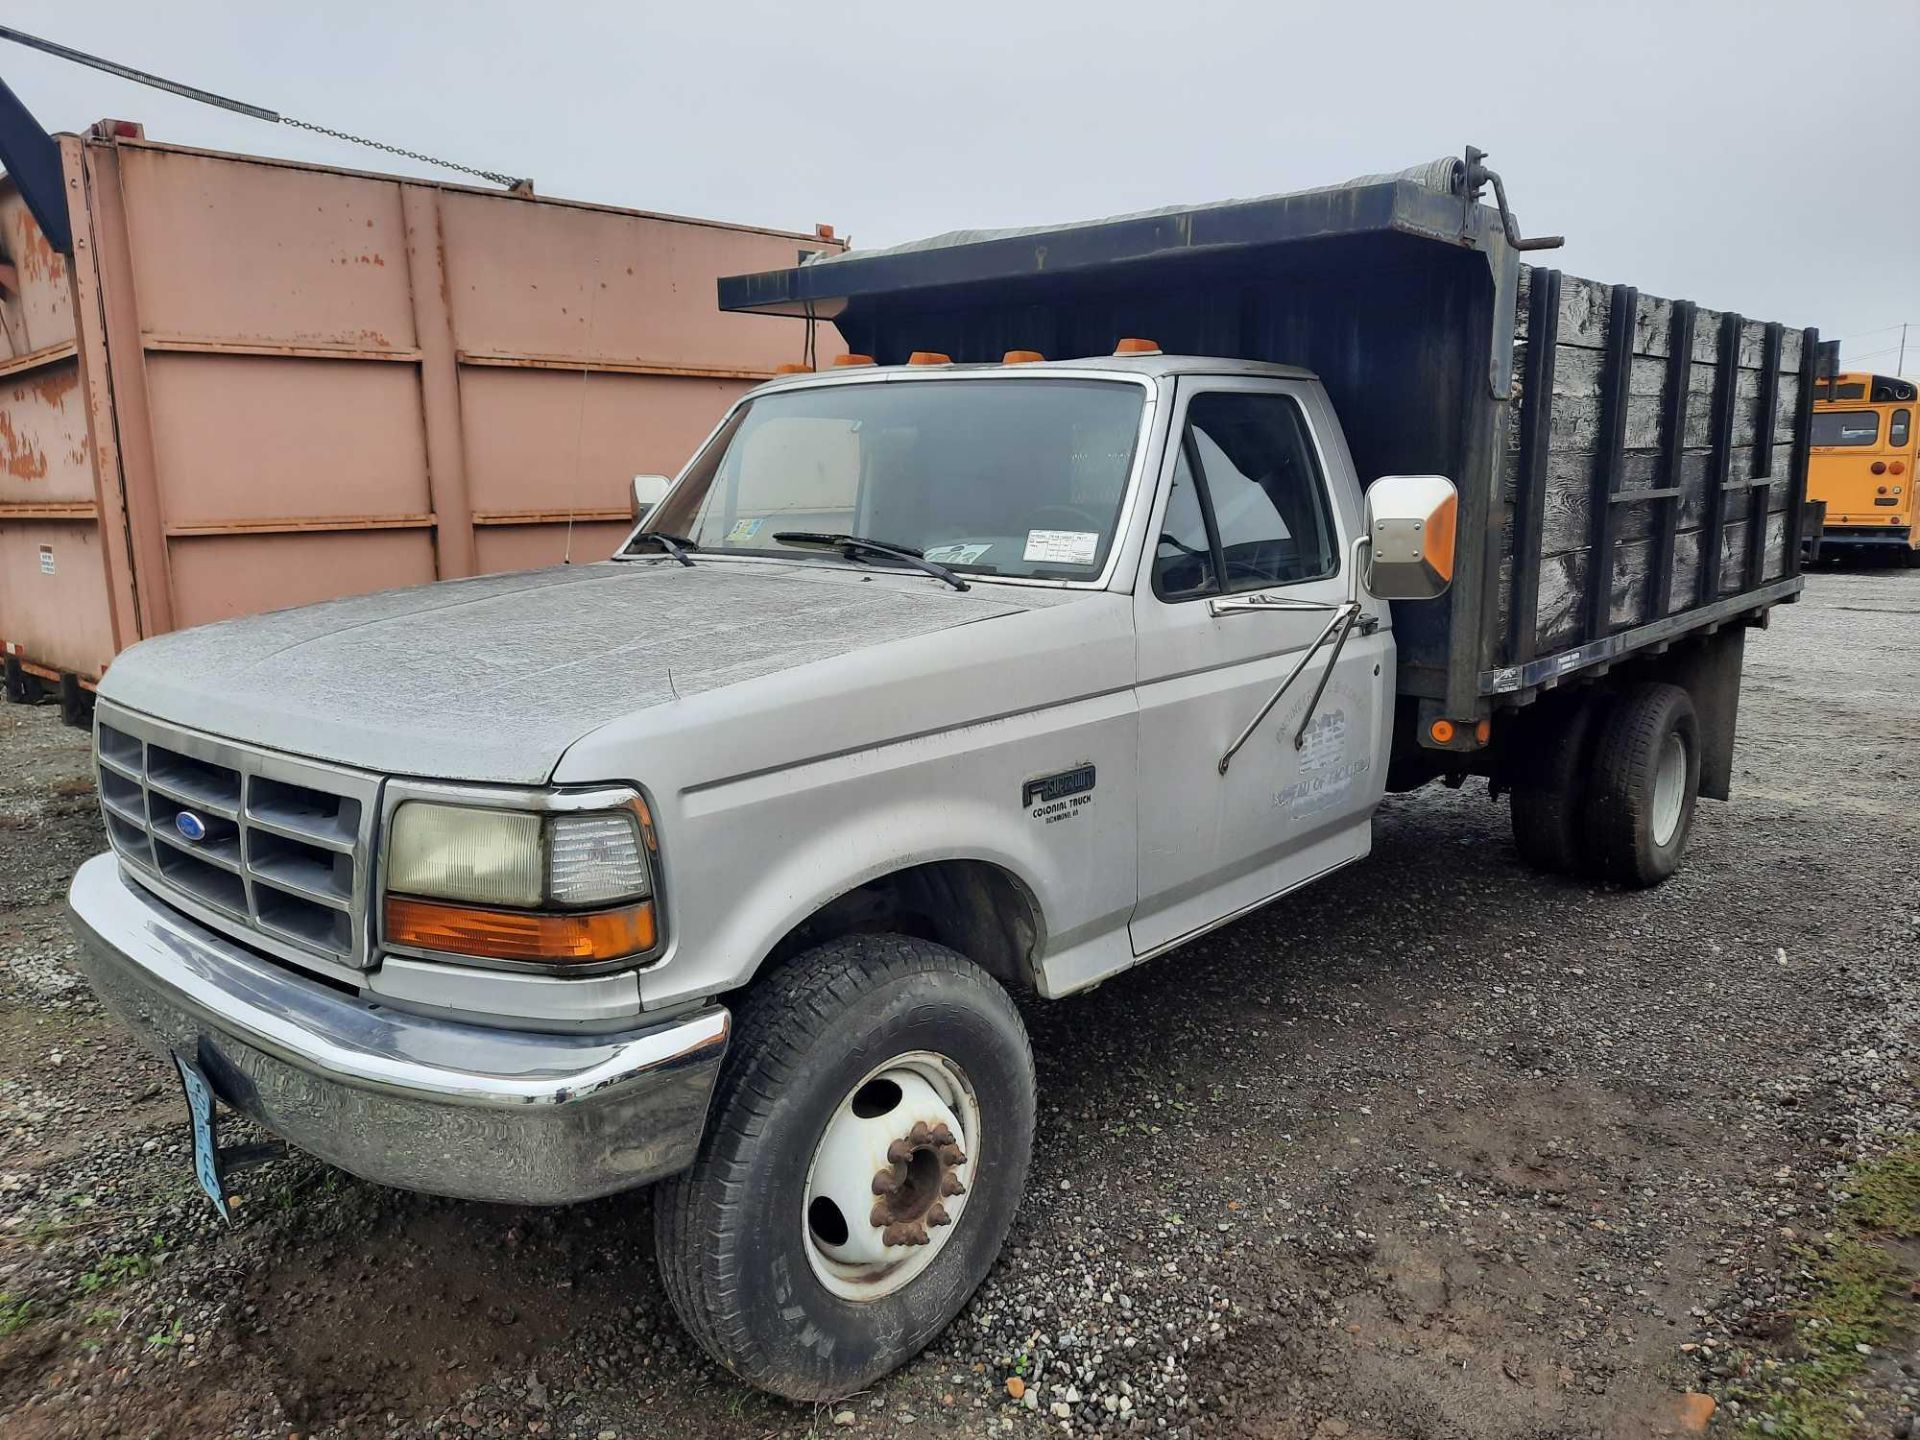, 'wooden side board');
1495,268,1806,664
